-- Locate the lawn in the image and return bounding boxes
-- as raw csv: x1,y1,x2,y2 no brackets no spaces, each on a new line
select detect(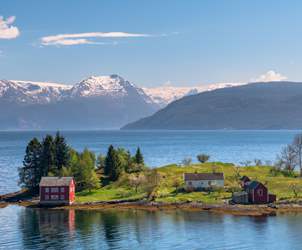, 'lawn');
76,162,302,204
